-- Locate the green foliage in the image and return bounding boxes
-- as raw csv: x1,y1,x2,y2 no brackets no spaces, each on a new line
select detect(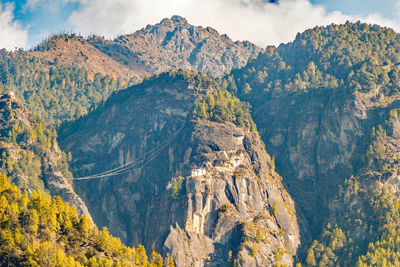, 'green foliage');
144,69,217,90
149,251,163,267
59,69,219,138
274,247,284,265
0,97,70,191
0,49,134,125
229,22,400,104
168,256,175,267
256,229,263,243
251,243,258,257
297,106,400,266
0,174,161,266
192,89,256,130
227,250,233,262
305,249,316,266
272,201,277,215
170,175,184,200
303,179,400,266
224,22,400,266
